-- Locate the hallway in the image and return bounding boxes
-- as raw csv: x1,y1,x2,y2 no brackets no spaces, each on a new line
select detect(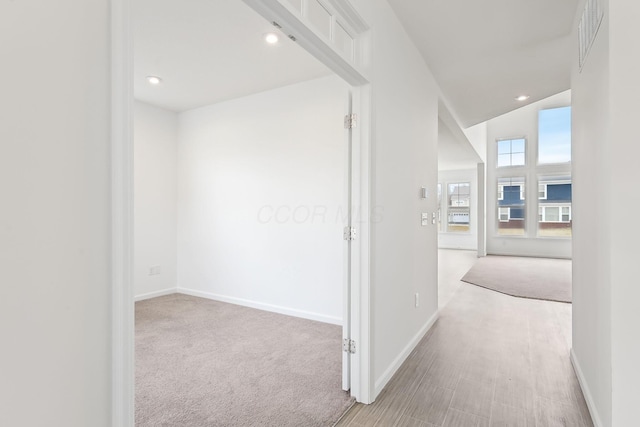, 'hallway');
337,250,592,426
